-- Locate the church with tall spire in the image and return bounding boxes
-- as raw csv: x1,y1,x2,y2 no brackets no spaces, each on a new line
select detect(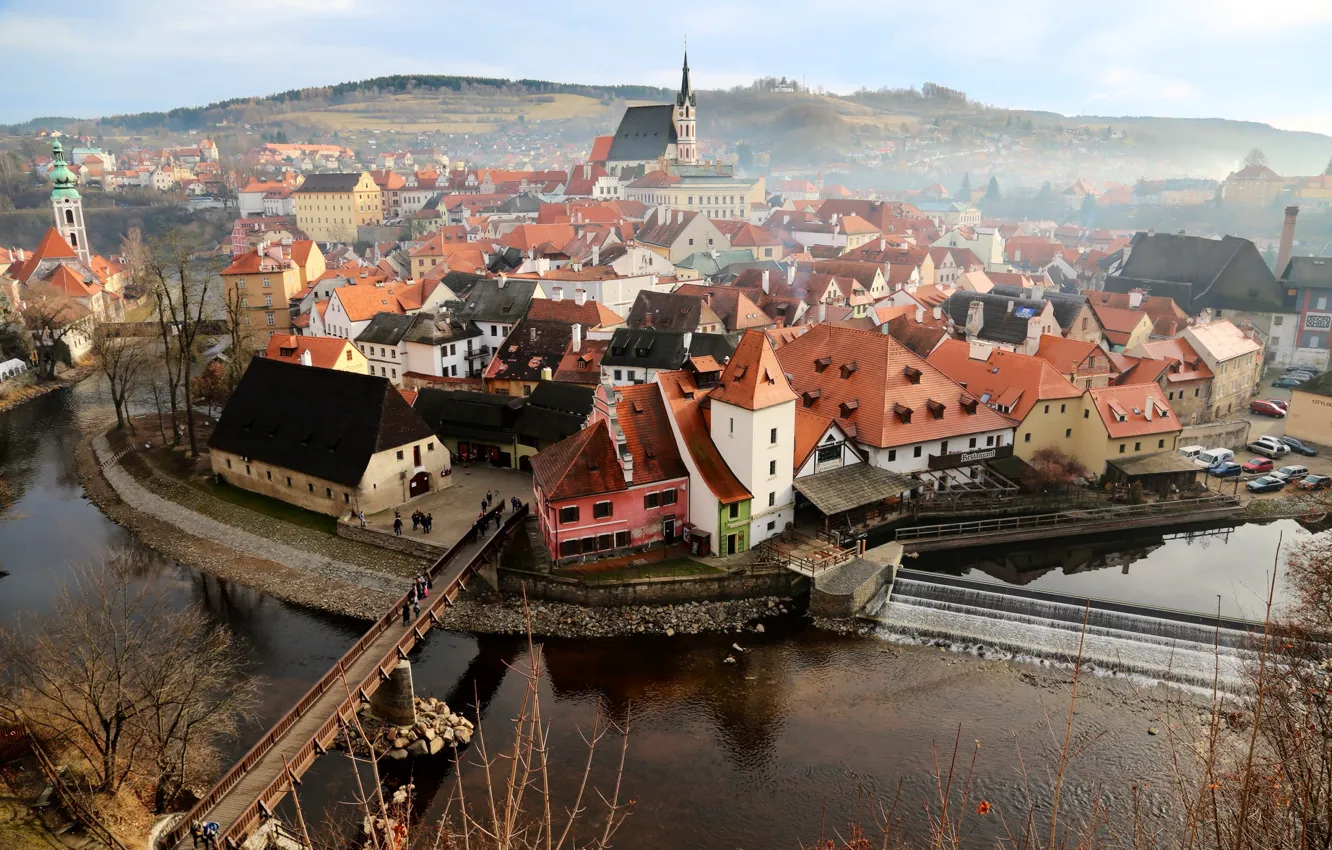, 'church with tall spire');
673,50,697,165
601,49,702,172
